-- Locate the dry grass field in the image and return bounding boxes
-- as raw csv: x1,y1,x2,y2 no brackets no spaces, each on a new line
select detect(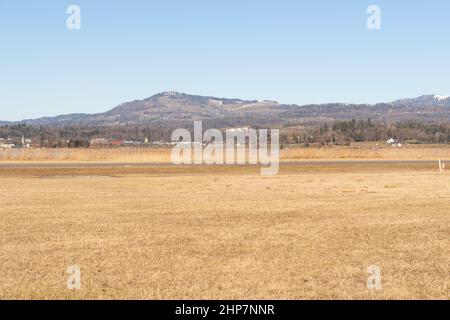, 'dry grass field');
1,144,450,162
0,161,448,300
